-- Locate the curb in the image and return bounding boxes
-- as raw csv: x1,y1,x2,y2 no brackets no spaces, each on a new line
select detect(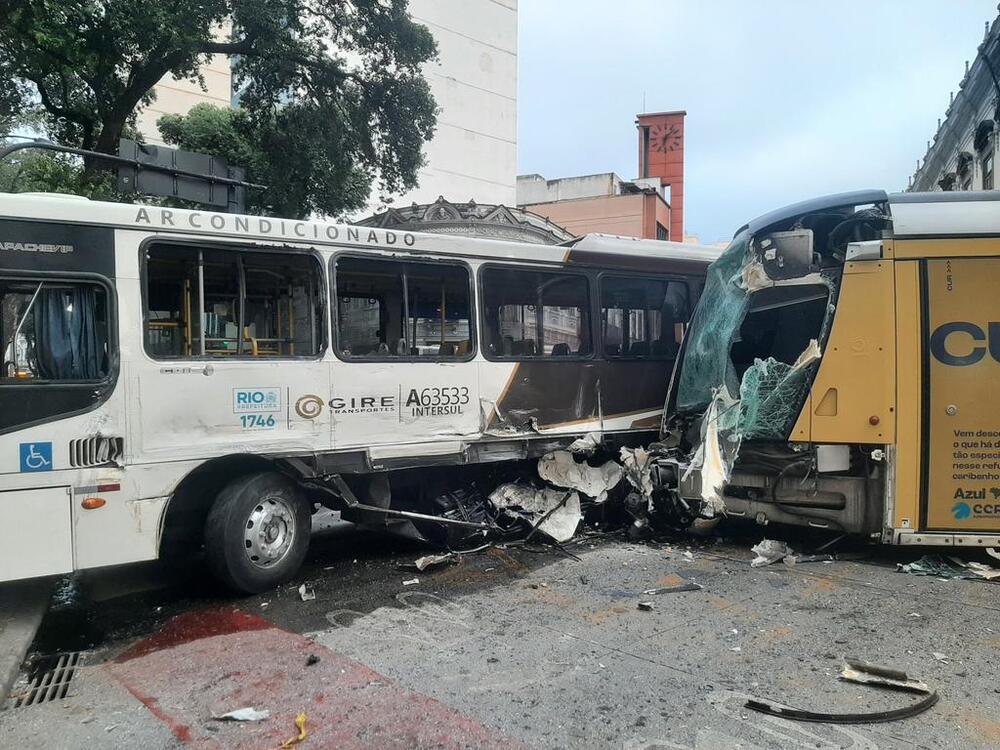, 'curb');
0,580,53,707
